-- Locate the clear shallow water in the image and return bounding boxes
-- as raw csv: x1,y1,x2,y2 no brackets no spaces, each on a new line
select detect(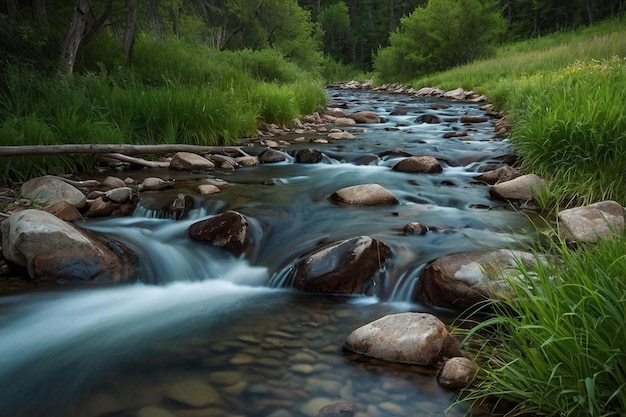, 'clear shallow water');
0,89,539,417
